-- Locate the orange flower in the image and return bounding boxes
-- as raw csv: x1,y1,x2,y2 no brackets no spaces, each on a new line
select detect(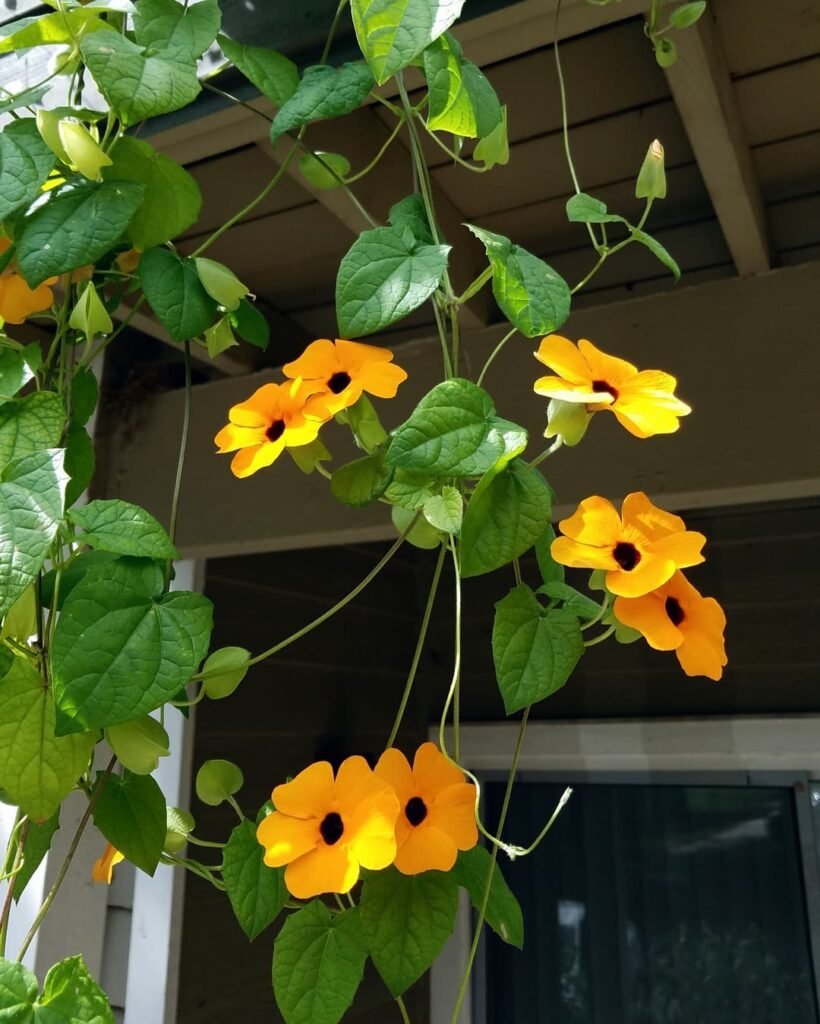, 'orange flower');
214,378,328,478
613,571,727,680
283,338,407,417
375,743,477,875
533,334,690,438
552,491,706,597
0,238,57,324
92,842,124,884
256,756,399,899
